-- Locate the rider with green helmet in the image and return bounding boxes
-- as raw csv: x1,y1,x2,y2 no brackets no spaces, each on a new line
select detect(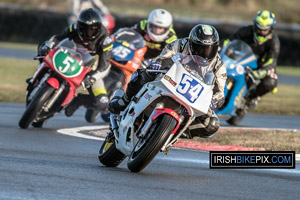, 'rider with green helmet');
225,10,280,109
